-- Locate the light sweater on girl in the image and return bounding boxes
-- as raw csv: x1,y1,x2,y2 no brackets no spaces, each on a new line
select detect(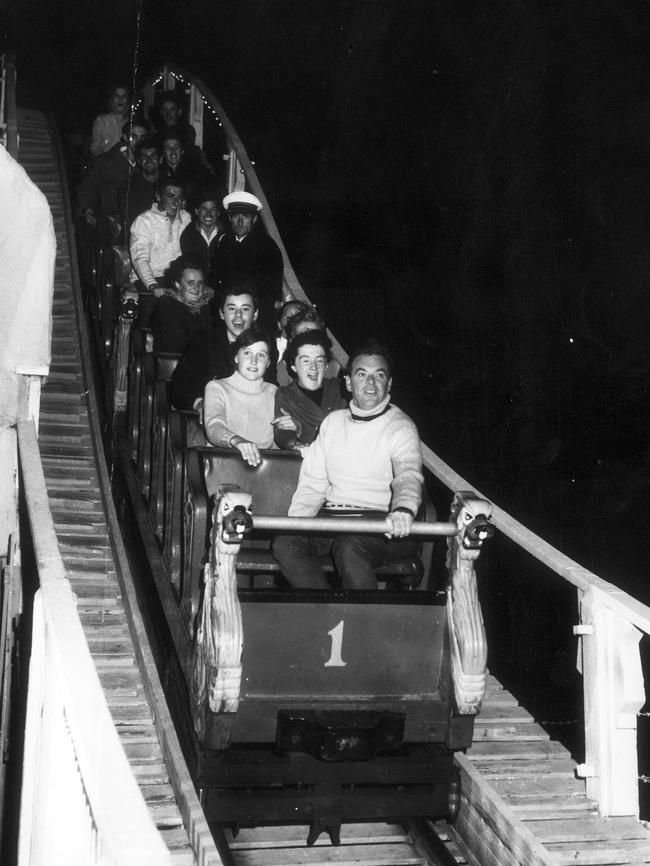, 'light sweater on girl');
203,370,277,448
